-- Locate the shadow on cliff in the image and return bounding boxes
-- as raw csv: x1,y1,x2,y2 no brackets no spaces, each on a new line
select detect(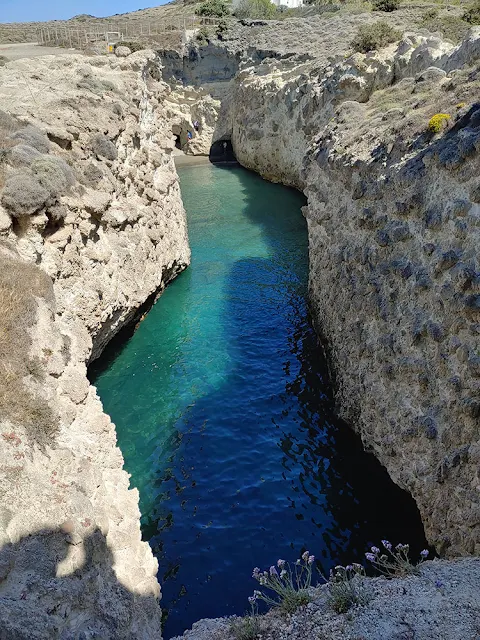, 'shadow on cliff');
0,527,162,639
